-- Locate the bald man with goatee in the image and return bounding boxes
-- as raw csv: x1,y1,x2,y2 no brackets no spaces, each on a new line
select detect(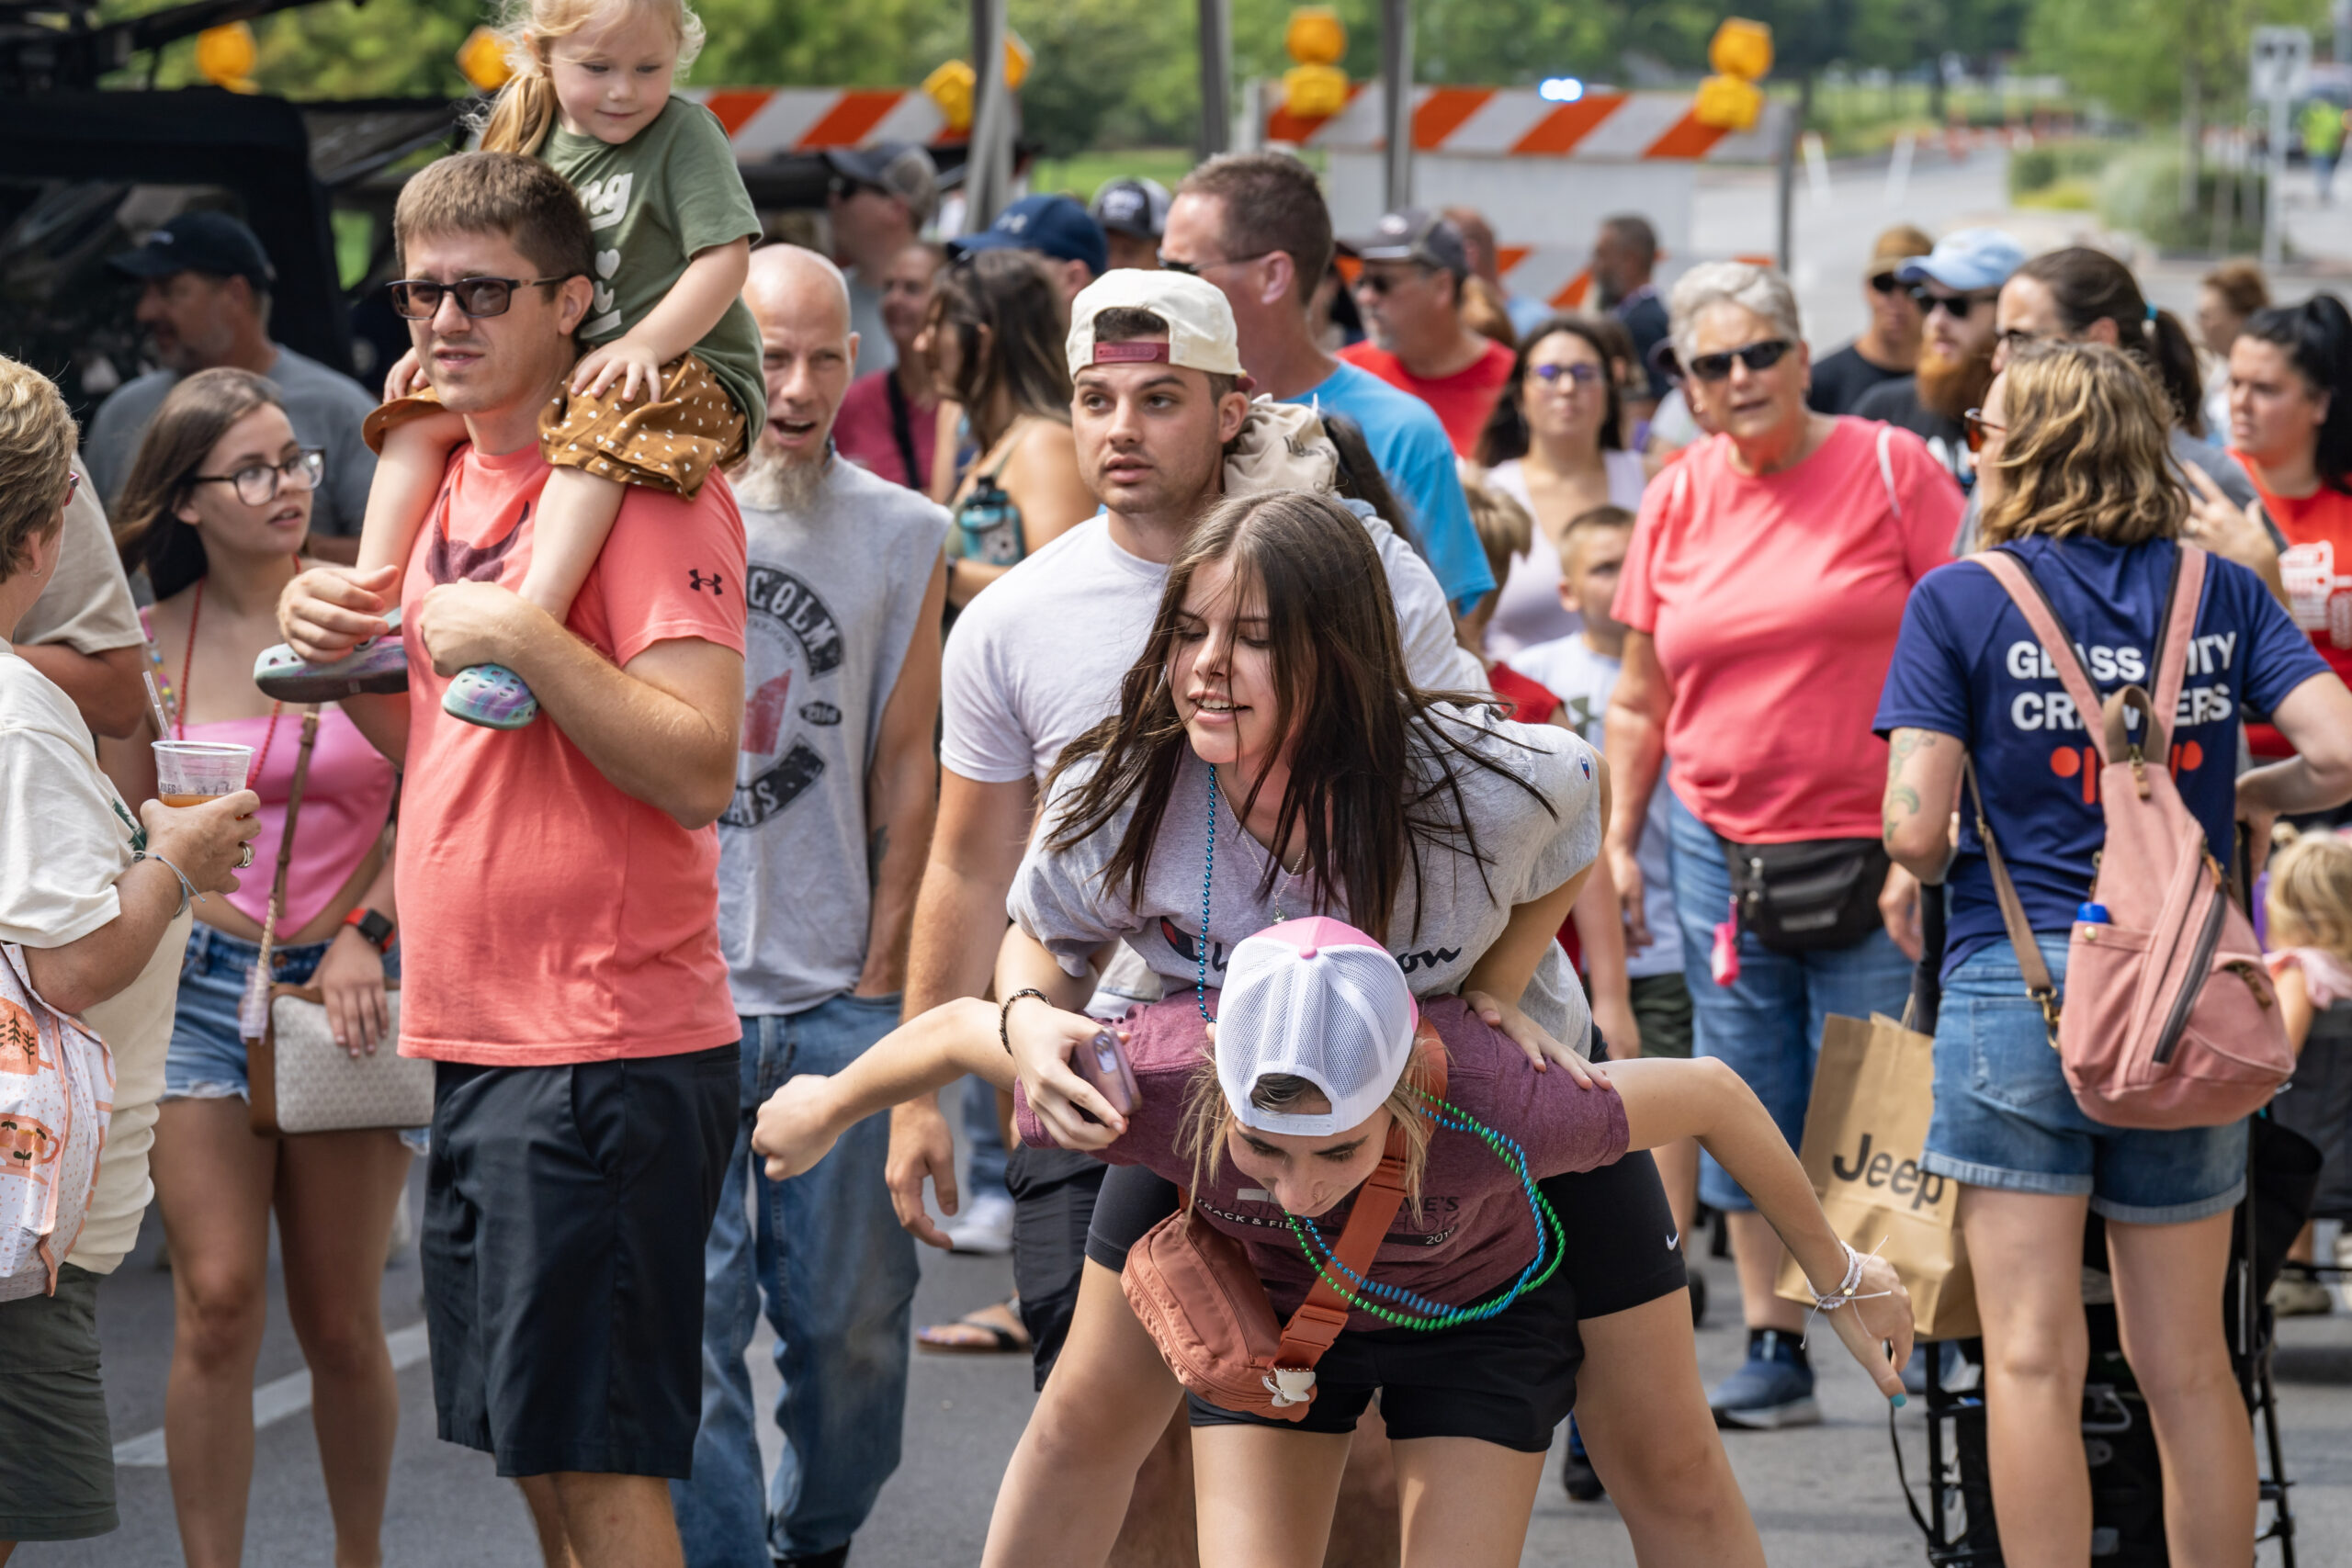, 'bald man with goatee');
668,243,950,1568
